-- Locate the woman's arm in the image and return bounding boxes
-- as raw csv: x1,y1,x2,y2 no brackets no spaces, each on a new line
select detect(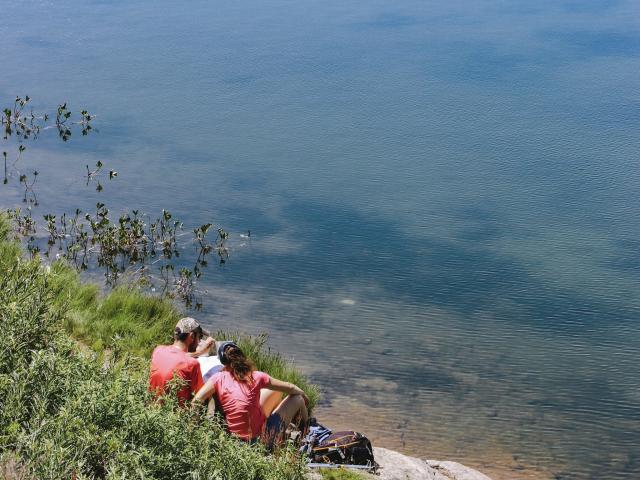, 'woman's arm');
193,379,216,405
267,377,309,405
